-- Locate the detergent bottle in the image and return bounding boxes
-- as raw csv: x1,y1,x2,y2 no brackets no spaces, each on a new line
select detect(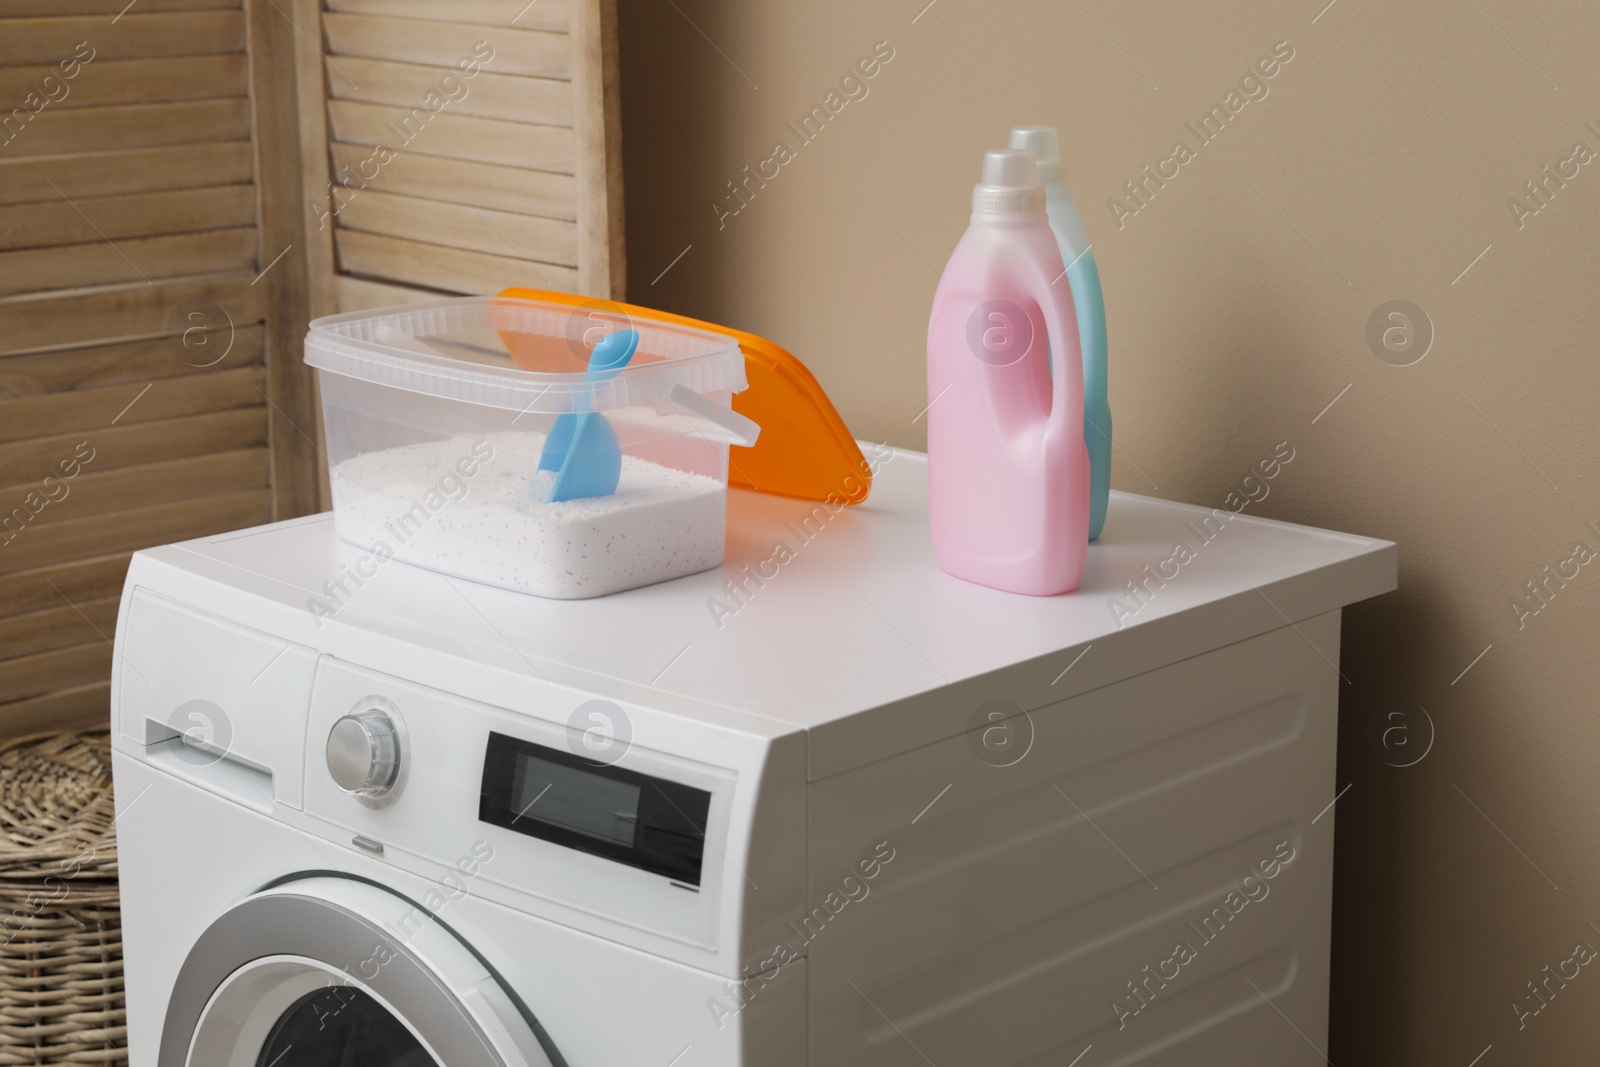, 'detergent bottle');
926,148,1091,595
1010,125,1111,541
